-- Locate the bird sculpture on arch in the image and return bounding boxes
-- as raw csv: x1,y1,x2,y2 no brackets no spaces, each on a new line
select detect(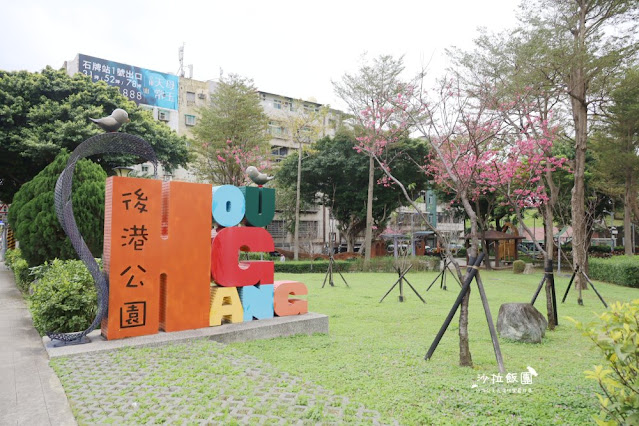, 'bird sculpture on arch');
89,108,130,132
